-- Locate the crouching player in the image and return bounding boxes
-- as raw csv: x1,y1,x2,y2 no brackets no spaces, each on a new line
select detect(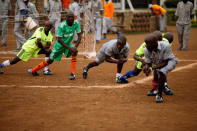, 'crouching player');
0,21,53,75
83,36,130,82
143,34,178,103
28,12,82,80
